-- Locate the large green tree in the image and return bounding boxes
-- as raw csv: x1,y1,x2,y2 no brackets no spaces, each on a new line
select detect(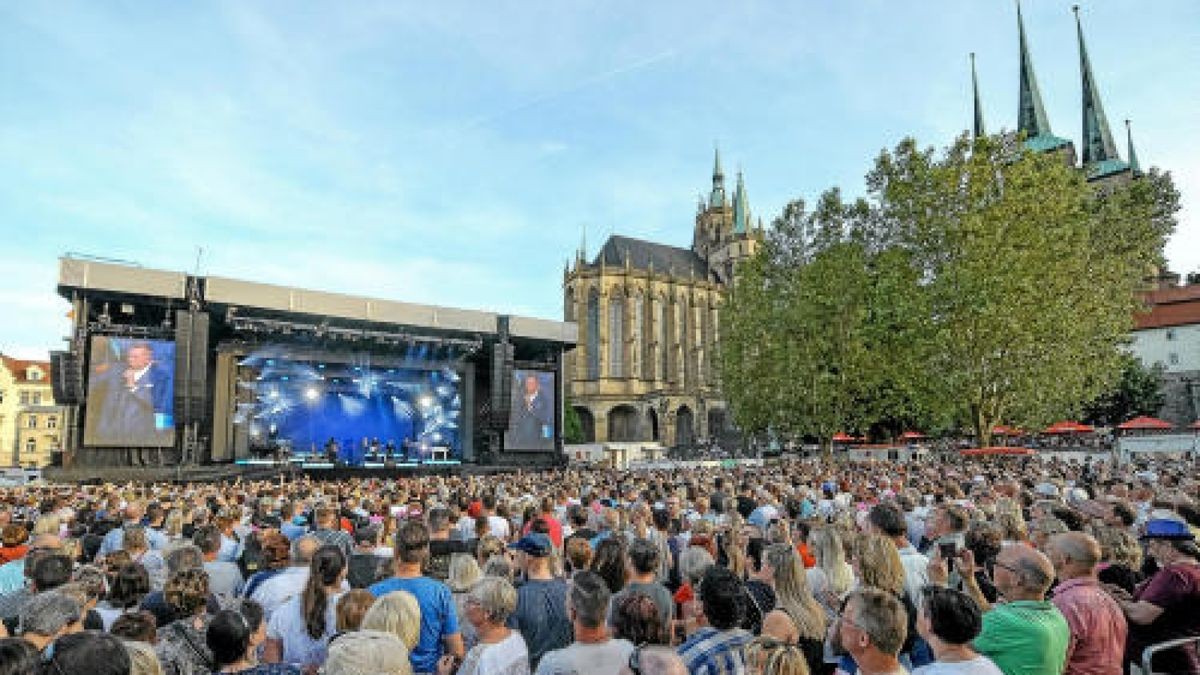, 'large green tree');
720,132,1178,448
